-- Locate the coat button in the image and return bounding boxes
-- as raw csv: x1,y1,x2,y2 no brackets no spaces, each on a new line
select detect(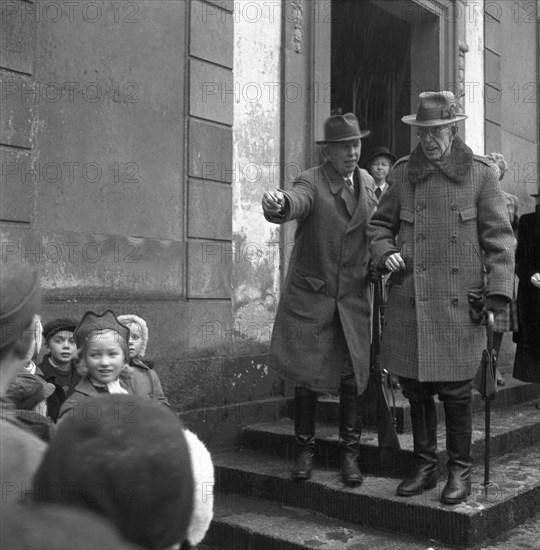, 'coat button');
416,233,425,243
450,235,458,243
452,267,459,274
409,297,415,305
358,291,363,297
451,203,459,210
416,266,424,274
452,298,459,305
416,204,424,212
